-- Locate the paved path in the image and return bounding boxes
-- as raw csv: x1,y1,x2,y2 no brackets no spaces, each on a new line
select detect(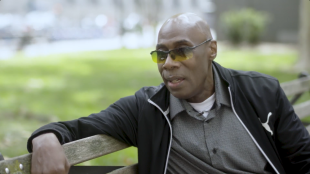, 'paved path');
0,32,155,59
